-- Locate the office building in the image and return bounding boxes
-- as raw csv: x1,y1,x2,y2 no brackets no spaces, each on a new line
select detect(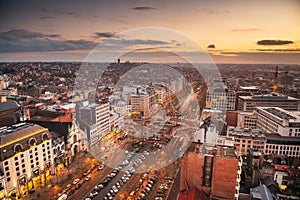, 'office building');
206,89,236,111
76,101,110,146
238,94,300,111
130,94,150,118
255,107,300,137
227,127,266,155
264,134,300,157
237,111,257,129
